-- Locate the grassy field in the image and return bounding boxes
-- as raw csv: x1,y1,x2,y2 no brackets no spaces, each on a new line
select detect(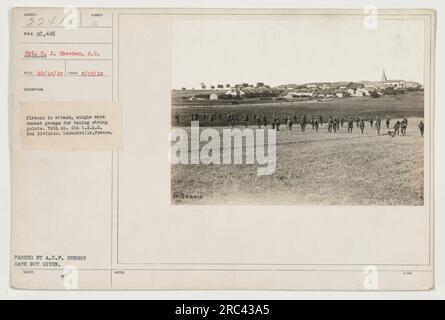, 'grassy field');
172,91,424,127
171,93,424,206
